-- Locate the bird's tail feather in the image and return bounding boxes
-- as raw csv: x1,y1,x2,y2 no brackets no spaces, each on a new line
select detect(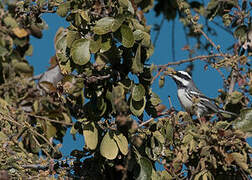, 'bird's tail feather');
218,109,238,117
